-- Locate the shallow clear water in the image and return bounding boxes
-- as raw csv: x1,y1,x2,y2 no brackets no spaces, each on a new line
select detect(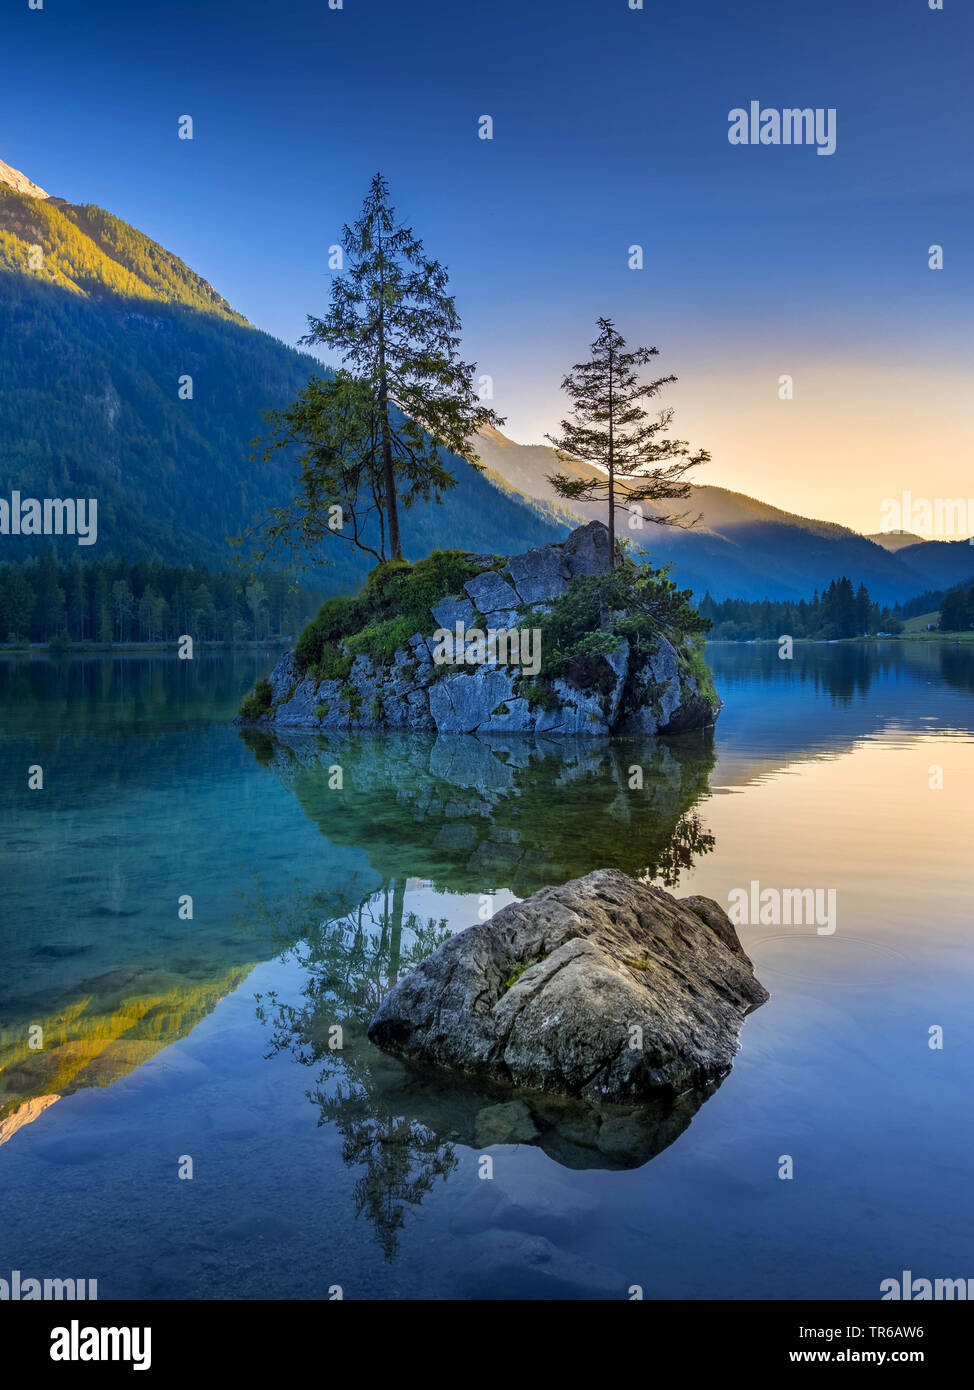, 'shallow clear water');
1,642,972,1299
